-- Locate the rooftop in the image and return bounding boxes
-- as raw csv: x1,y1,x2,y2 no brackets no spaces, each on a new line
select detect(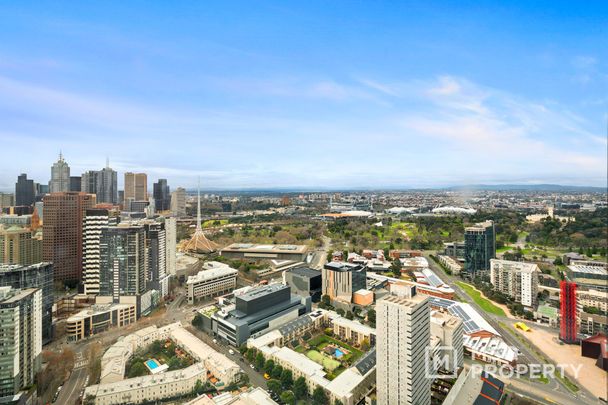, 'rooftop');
222,243,308,254
569,265,608,276
288,266,321,279
187,263,238,285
